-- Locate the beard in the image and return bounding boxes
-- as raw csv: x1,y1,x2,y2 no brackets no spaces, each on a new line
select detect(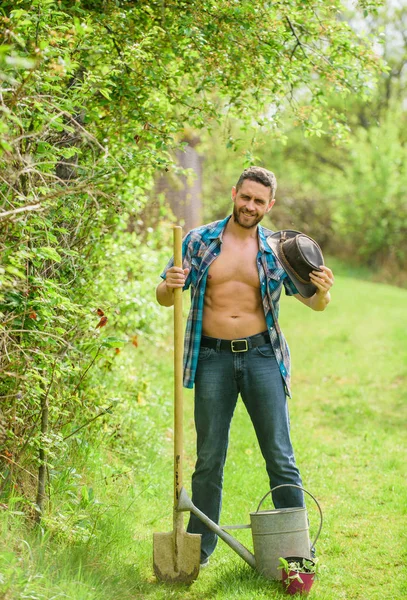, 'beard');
233,206,264,229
